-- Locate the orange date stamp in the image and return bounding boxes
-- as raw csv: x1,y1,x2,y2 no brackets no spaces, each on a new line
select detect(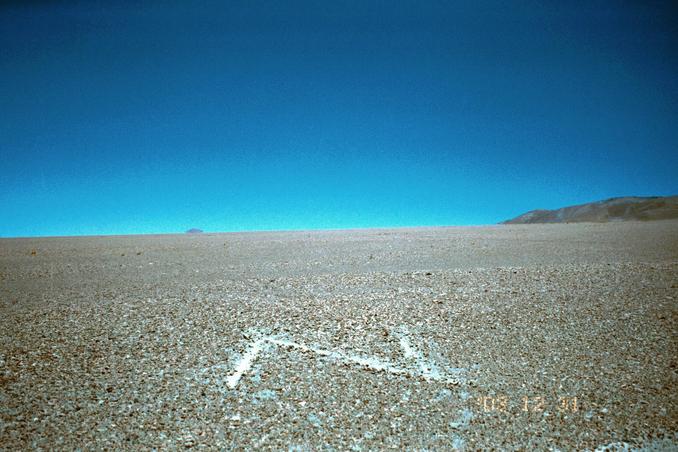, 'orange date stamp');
473,395,579,414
